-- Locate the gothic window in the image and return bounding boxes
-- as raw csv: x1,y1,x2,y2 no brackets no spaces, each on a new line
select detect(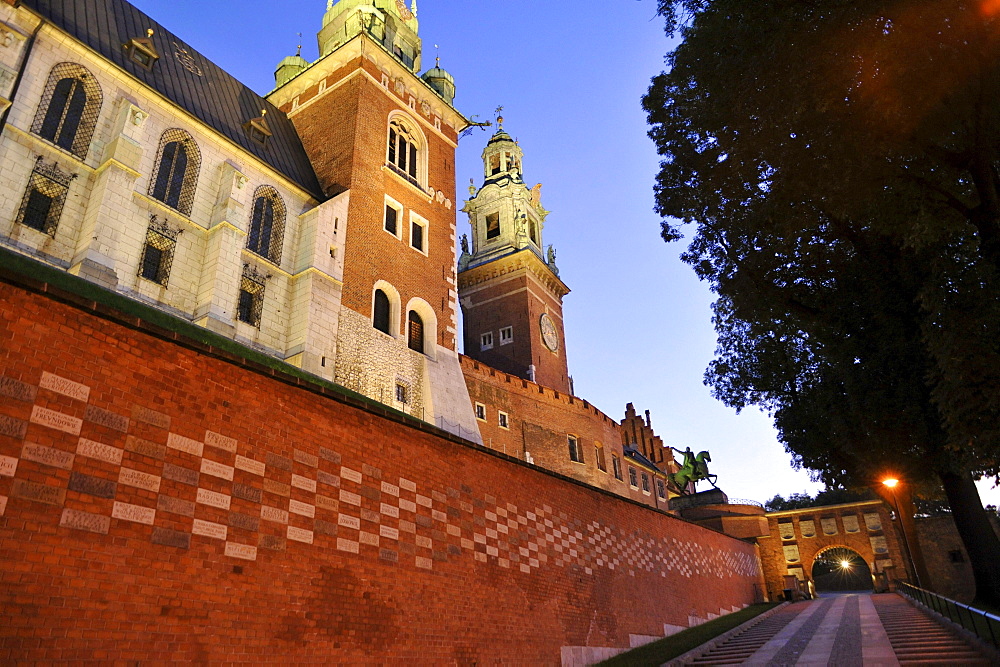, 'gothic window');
568,435,583,464
149,129,200,215
31,63,103,159
15,158,74,236
373,289,391,334
387,117,420,183
247,186,286,264
407,309,424,353
237,266,265,328
485,212,500,240
138,220,178,286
